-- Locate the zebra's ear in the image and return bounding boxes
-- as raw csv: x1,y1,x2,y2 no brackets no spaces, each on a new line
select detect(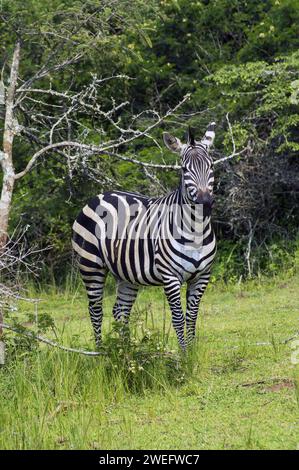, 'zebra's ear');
163,132,183,154
201,122,216,148
187,126,195,146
